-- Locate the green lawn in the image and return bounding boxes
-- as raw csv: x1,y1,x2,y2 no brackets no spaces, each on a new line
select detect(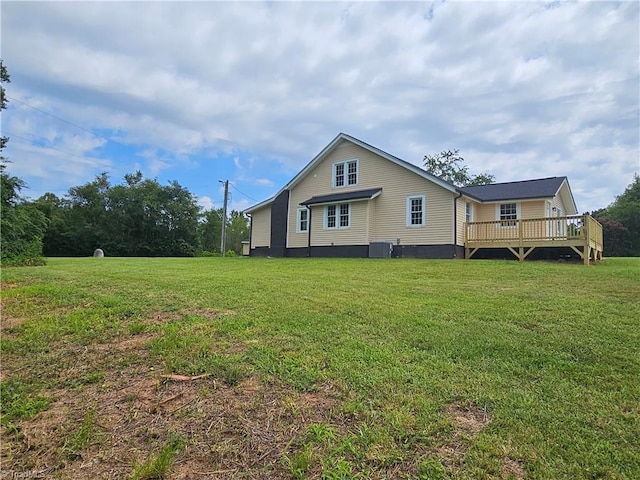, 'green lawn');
1,257,639,479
